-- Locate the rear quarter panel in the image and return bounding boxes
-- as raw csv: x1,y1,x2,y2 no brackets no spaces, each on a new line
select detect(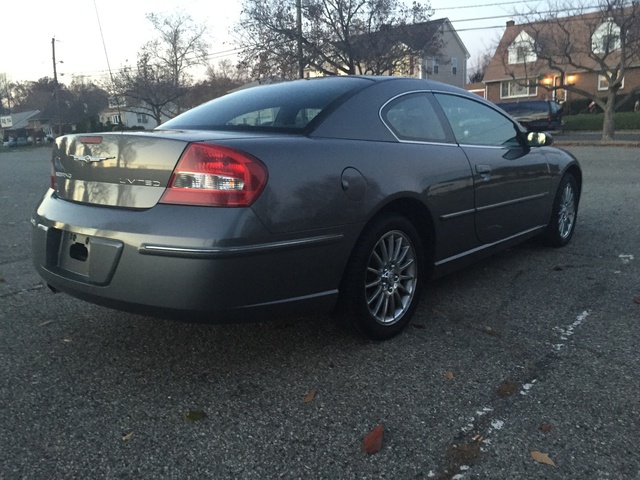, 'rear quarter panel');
222,136,478,264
